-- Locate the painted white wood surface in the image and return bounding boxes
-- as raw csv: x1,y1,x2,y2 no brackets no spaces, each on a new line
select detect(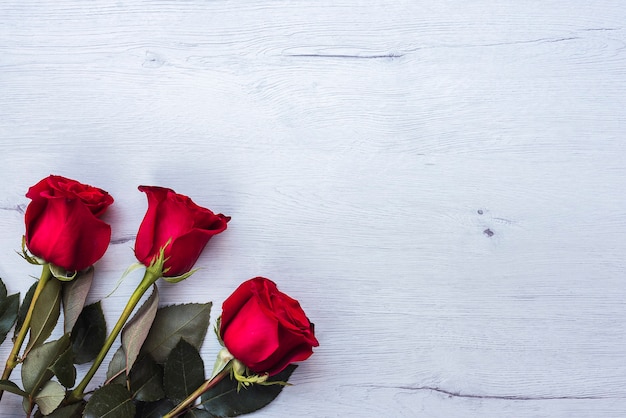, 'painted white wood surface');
1,1,626,417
